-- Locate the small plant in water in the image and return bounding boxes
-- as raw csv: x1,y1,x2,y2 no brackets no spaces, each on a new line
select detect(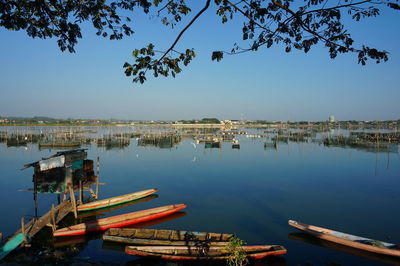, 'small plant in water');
226,236,249,266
